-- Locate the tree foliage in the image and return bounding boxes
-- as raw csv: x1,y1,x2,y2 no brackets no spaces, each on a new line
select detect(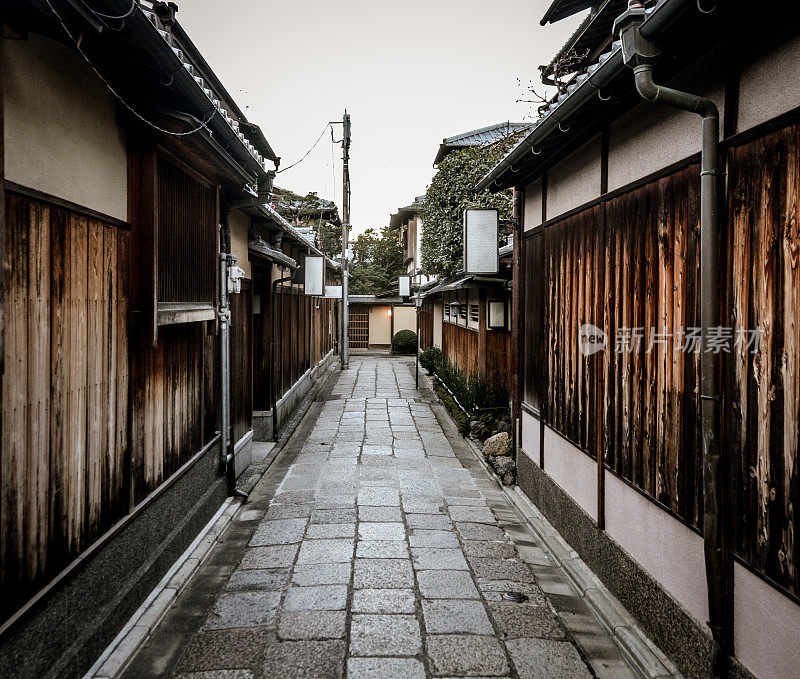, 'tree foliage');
421,136,519,279
270,187,342,260
349,225,405,294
